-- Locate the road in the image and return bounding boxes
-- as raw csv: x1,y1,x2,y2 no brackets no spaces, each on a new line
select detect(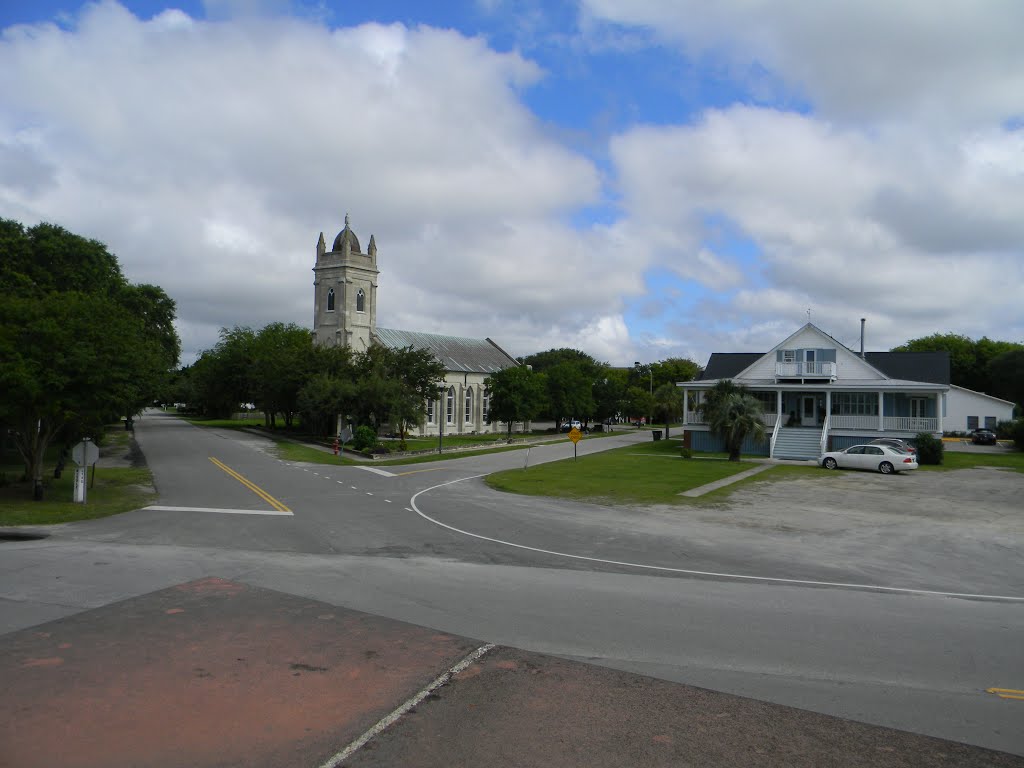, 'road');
2,411,1022,756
